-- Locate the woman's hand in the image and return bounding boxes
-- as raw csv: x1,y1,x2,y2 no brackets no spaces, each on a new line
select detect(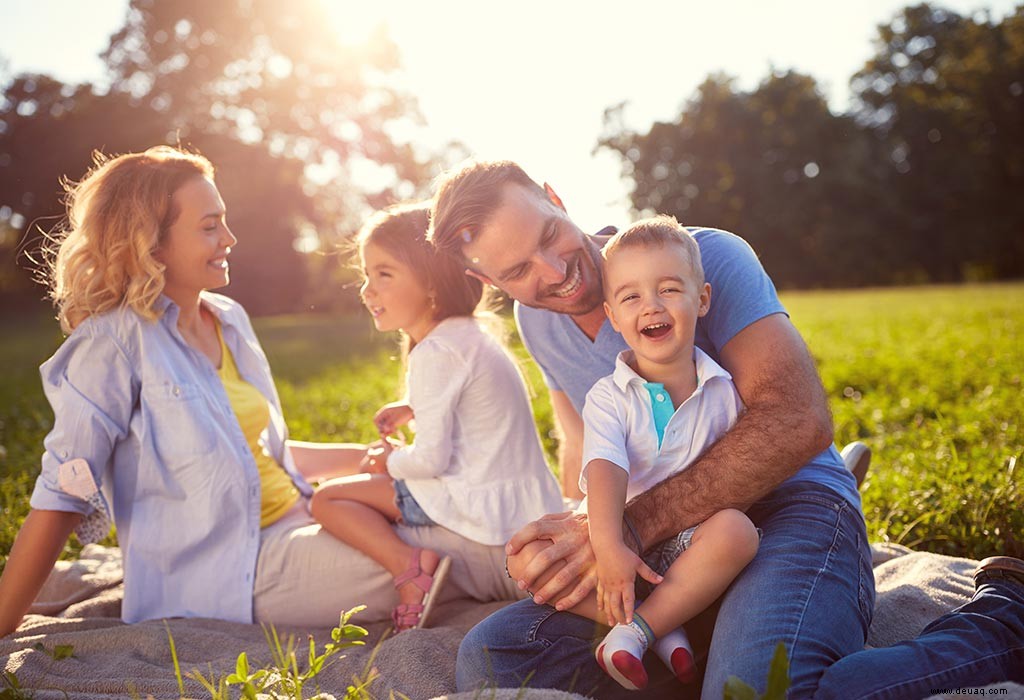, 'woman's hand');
373,402,414,438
